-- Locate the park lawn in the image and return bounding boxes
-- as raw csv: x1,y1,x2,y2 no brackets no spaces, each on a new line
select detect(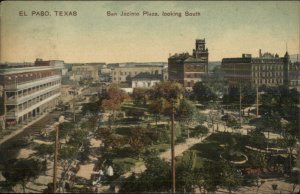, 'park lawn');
181,132,251,169
177,150,206,169
112,157,139,174
115,127,132,136
146,143,170,153
121,103,148,111
189,140,224,161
